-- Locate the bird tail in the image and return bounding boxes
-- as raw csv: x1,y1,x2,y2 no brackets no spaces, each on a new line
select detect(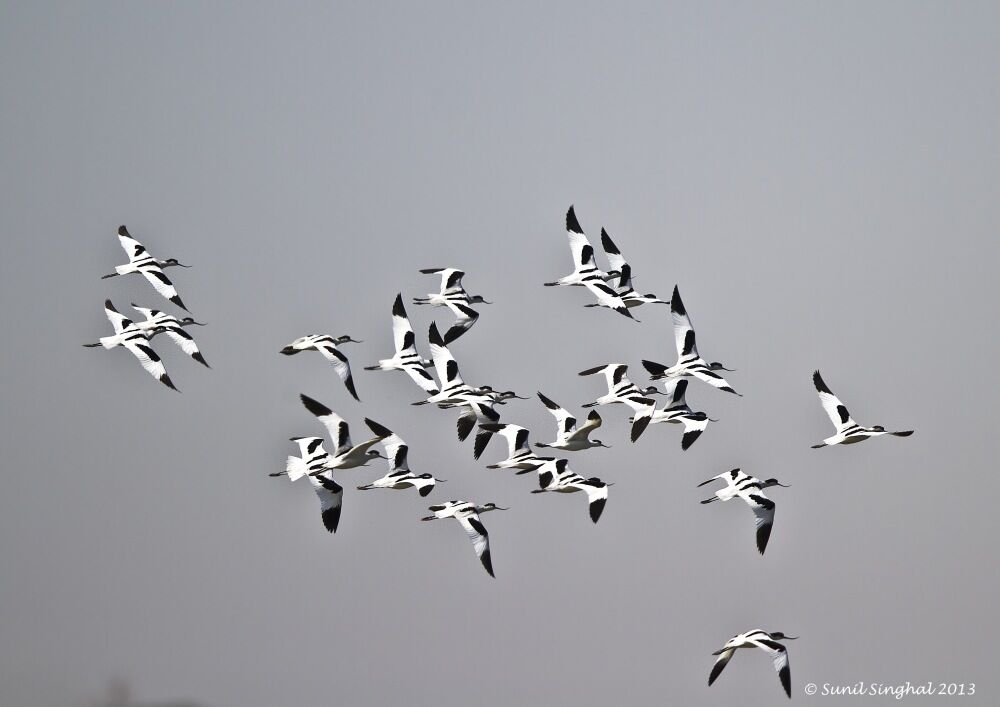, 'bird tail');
285,455,308,482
